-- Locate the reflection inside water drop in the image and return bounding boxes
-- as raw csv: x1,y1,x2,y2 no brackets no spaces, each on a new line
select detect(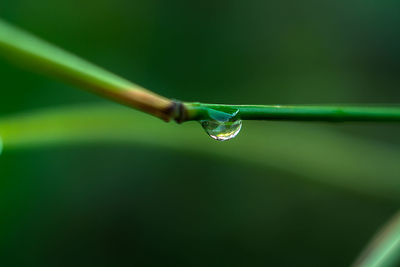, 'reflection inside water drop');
199,109,242,141
201,119,242,141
